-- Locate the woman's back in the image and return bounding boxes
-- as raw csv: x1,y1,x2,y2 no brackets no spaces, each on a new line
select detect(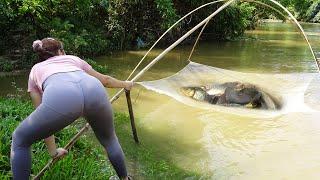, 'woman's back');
28,55,92,93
